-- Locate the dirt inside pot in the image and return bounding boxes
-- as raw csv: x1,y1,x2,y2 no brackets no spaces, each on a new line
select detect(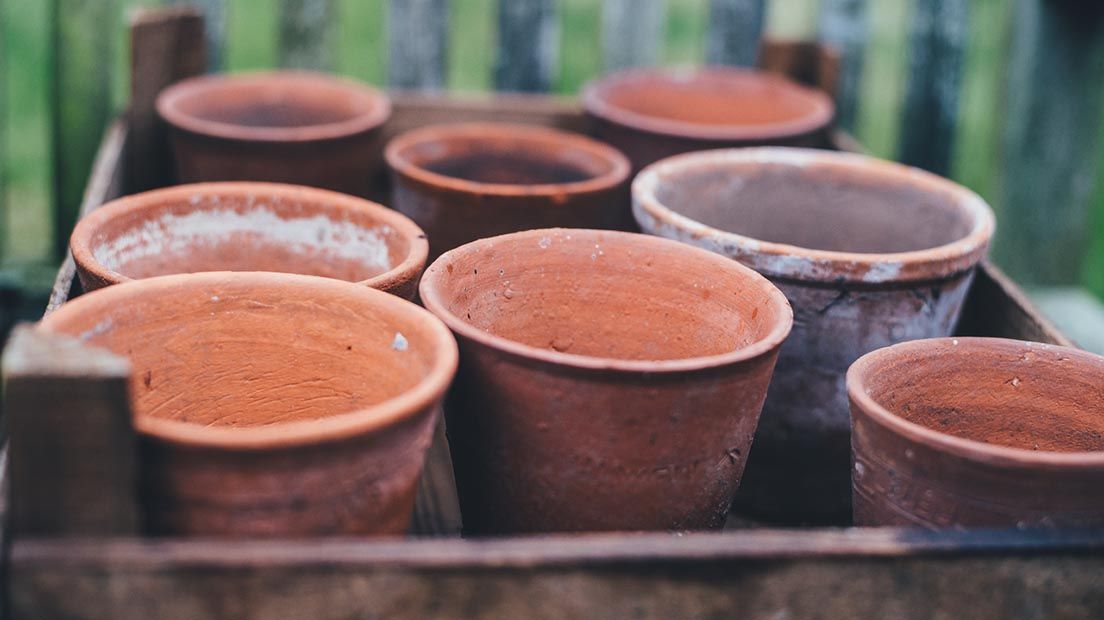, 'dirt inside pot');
425,152,593,185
